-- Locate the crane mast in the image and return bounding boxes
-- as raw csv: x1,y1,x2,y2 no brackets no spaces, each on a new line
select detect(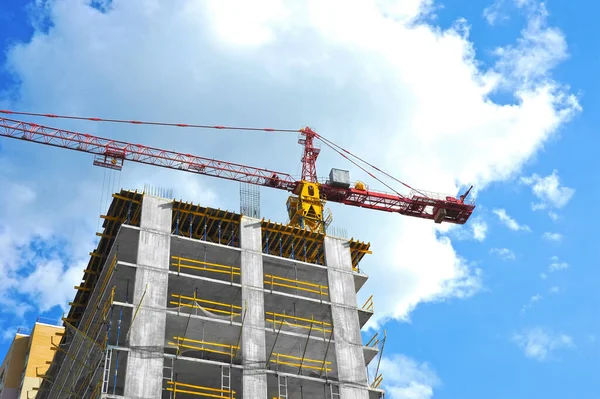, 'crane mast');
0,114,475,231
